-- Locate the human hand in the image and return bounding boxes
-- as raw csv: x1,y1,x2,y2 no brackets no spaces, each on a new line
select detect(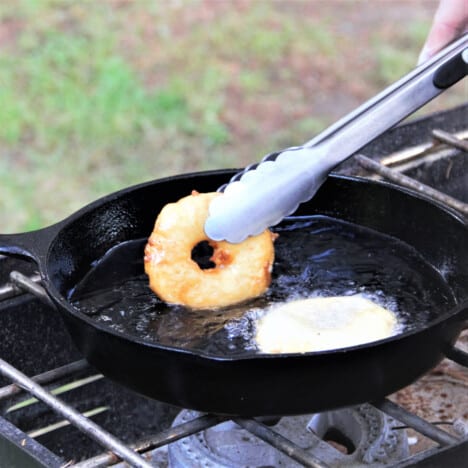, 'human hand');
418,0,467,64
